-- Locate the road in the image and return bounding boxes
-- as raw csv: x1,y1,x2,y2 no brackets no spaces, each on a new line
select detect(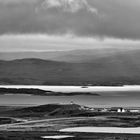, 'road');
0,116,98,130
